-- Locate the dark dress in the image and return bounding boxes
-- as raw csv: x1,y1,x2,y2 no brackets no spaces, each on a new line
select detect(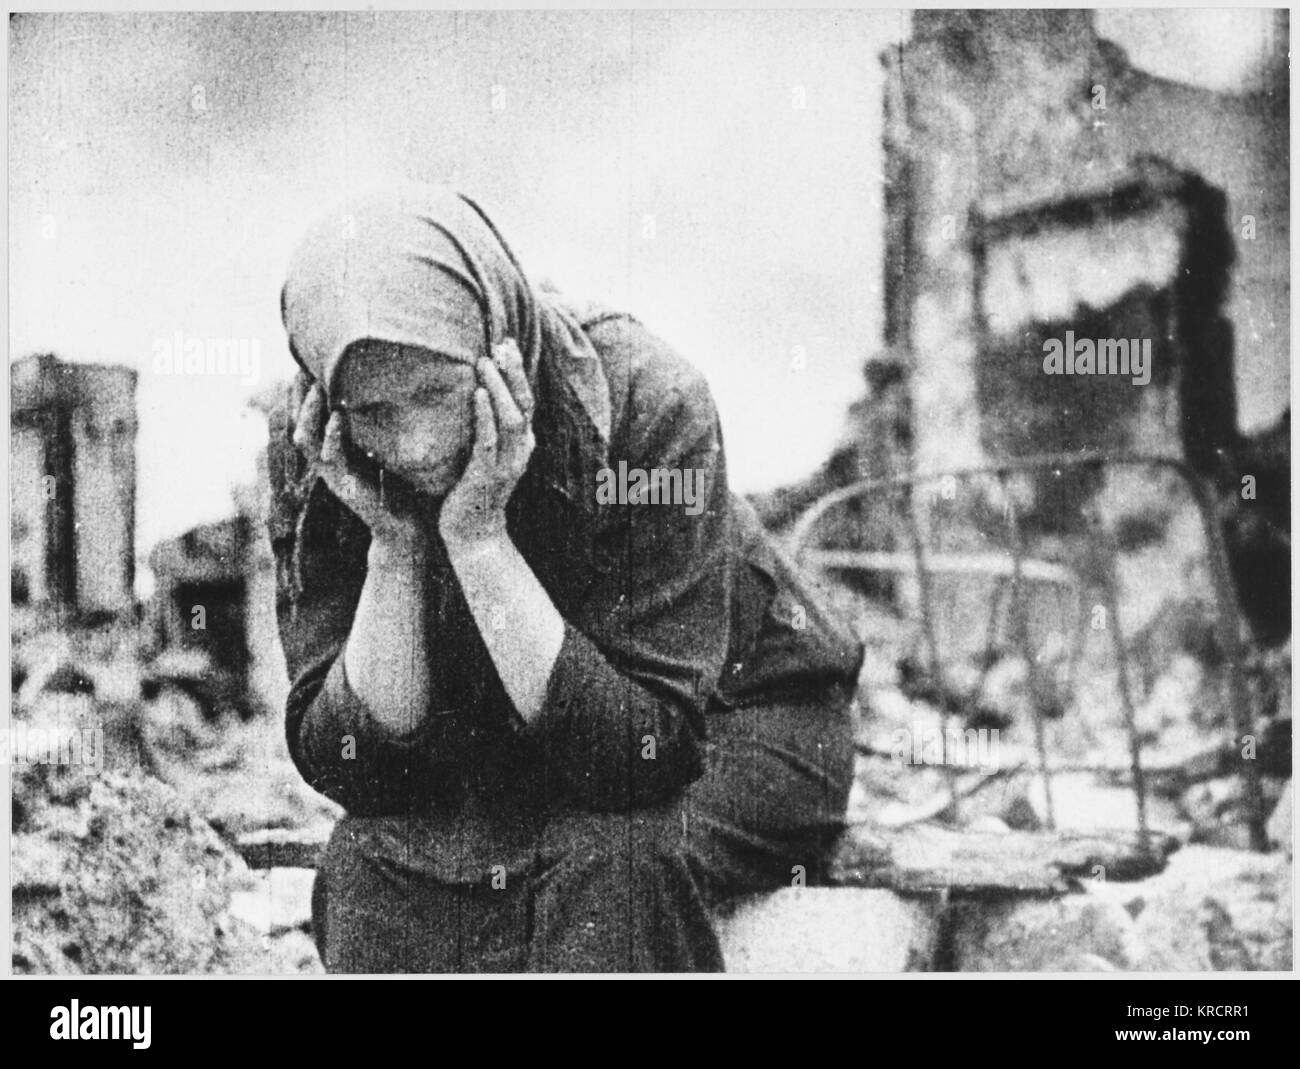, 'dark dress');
266,306,864,972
